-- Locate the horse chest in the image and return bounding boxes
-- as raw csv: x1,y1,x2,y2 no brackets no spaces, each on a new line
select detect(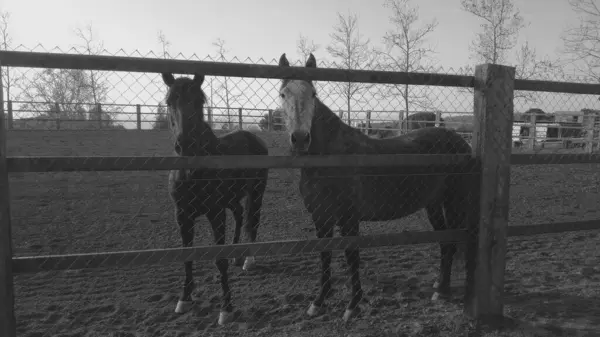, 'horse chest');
169,170,244,210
